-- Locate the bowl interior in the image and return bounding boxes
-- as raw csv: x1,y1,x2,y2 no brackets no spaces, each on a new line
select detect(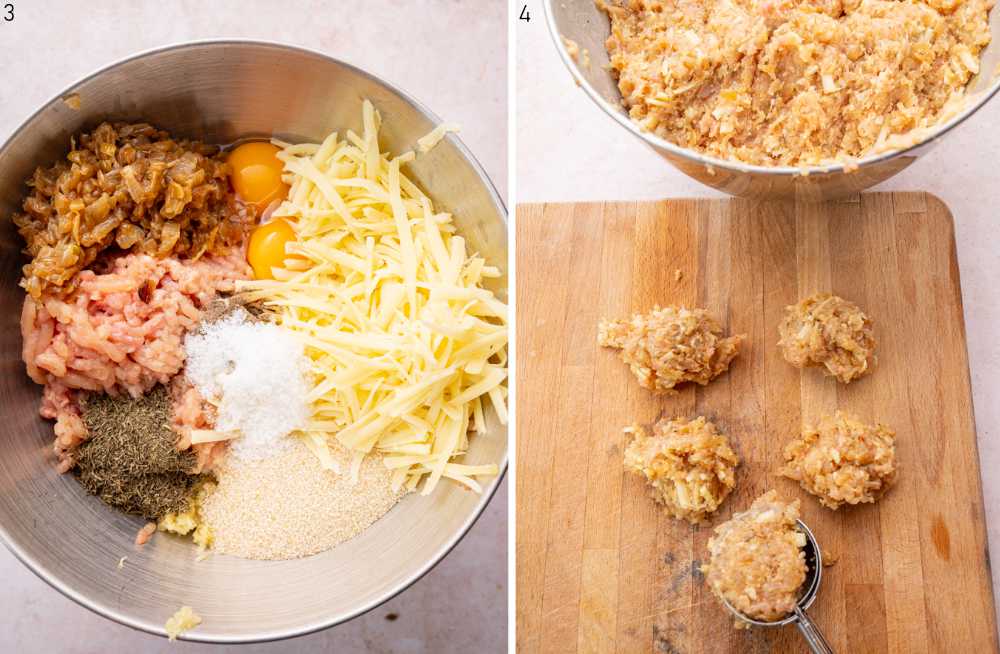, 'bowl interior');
546,0,1000,176
0,42,507,643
